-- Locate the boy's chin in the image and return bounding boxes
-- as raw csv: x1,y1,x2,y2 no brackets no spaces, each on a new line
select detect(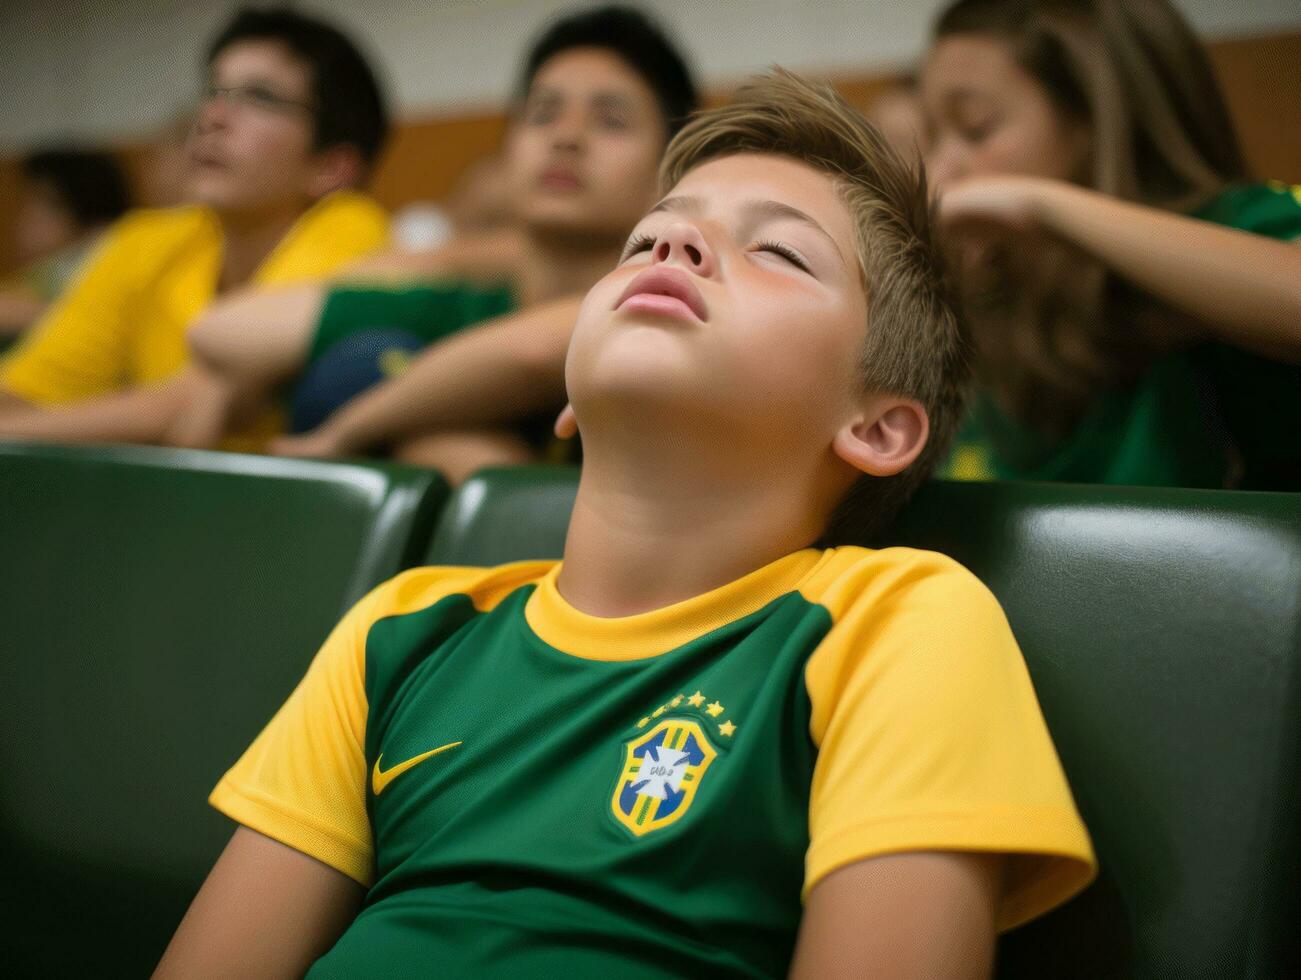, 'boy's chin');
573,335,699,397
